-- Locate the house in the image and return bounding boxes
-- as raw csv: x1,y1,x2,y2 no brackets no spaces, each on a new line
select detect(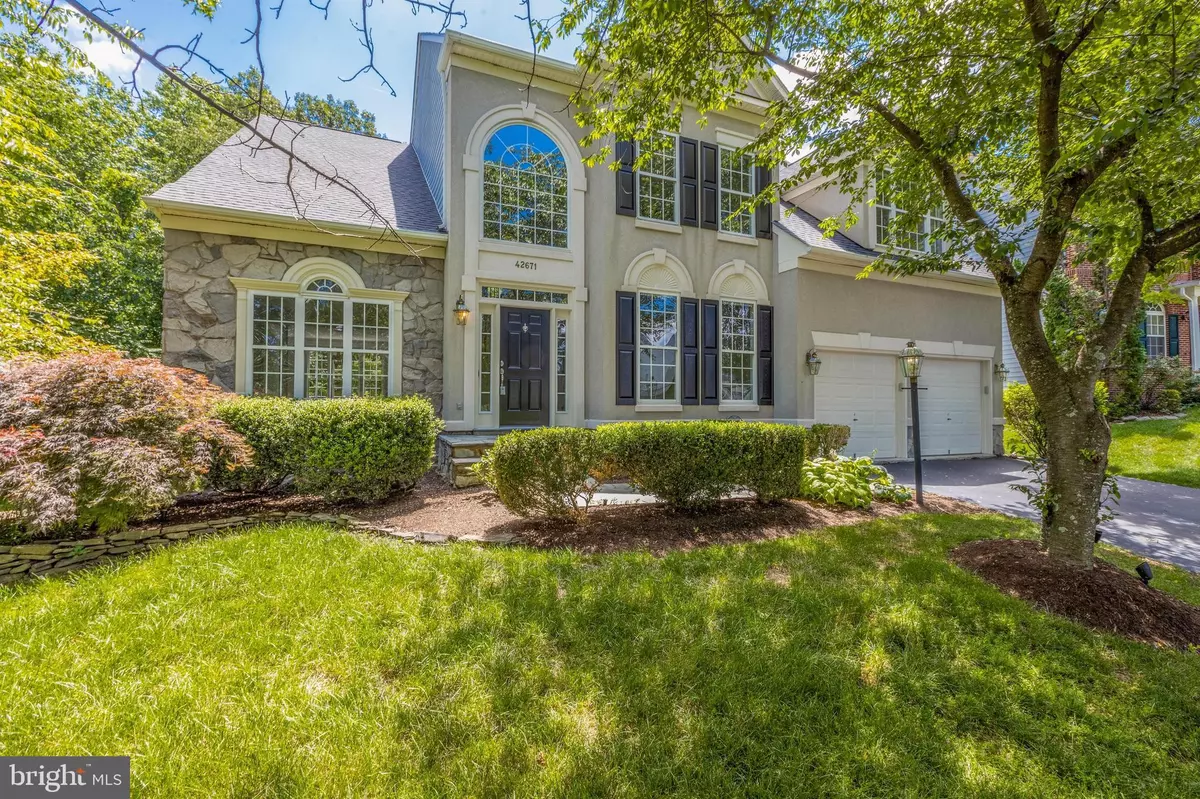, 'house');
145,31,1005,466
